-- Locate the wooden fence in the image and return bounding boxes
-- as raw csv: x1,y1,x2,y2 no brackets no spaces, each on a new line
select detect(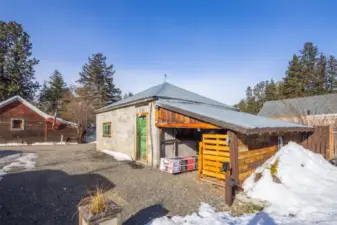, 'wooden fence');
301,126,333,160
197,134,229,185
